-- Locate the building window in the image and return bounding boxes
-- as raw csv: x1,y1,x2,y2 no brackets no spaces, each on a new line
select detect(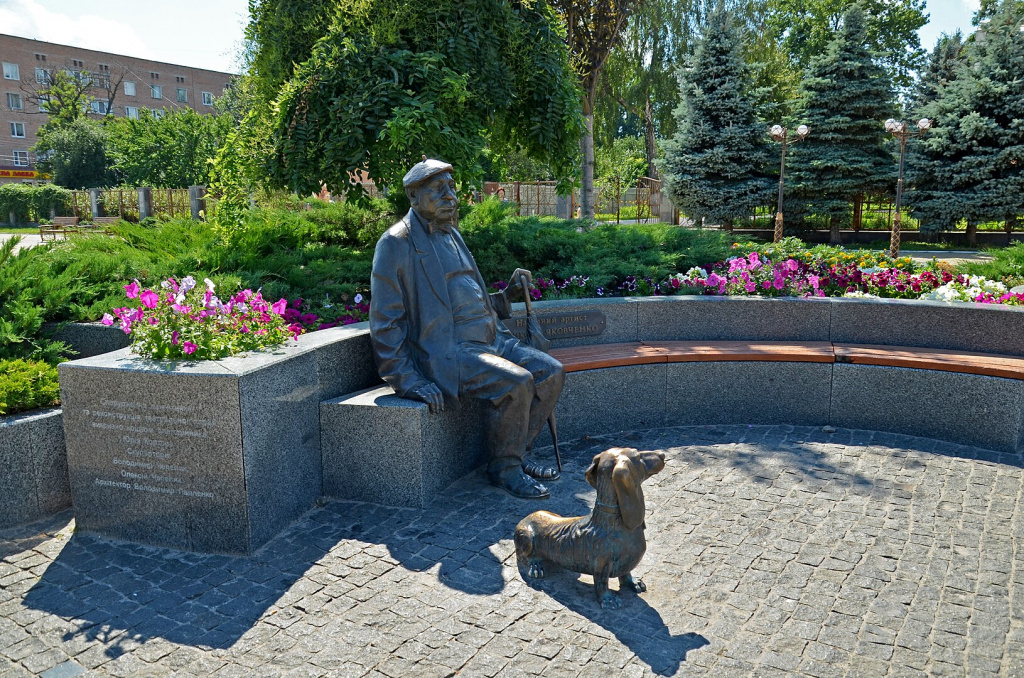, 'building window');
13,151,29,167
10,122,26,138
34,53,46,62
202,91,213,106
176,88,187,103
152,109,164,120
2,63,19,81
149,72,159,79
125,106,139,119
175,75,185,83
7,93,22,110
72,59,83,68
90,100,108,115
35,68,49,84
124,80,136,96
151,85,162,99
97,63,110,73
